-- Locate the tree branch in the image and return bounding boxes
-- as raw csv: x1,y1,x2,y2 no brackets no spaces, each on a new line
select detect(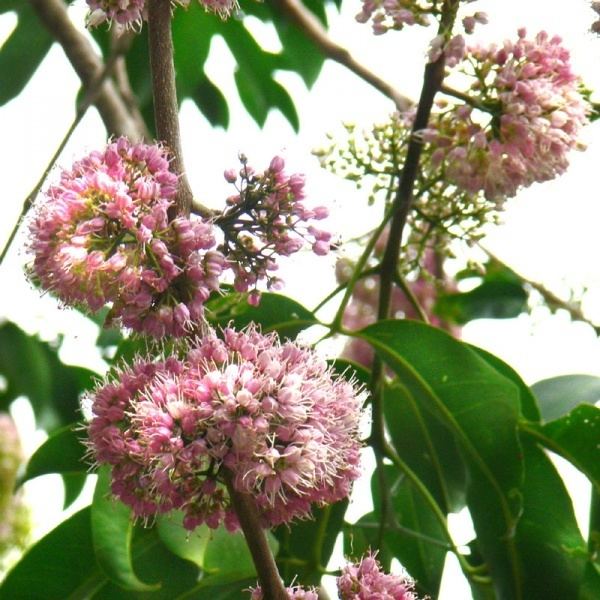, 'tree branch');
29,0,143,139
224,474,288,600
147,0,194,217
270,0,413,111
